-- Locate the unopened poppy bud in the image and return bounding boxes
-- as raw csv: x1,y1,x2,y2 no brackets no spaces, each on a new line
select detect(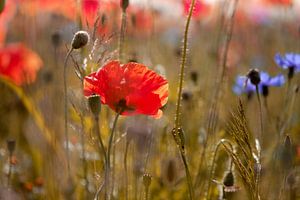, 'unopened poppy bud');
120,0,129,11
143,173,152,188
51,31,61,48
223,171,234,187
247,69,260,85
88,95,101,117
71,31,89,49
6,140,16,155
